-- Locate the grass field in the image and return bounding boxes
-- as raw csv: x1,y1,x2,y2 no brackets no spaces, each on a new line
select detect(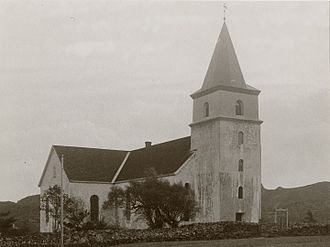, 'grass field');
116,236,330,247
